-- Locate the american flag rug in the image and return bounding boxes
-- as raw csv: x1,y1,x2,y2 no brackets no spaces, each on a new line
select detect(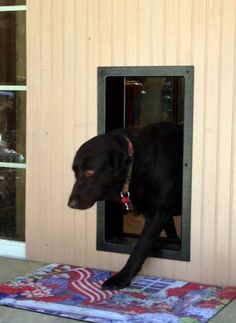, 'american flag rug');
0,263,235,323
